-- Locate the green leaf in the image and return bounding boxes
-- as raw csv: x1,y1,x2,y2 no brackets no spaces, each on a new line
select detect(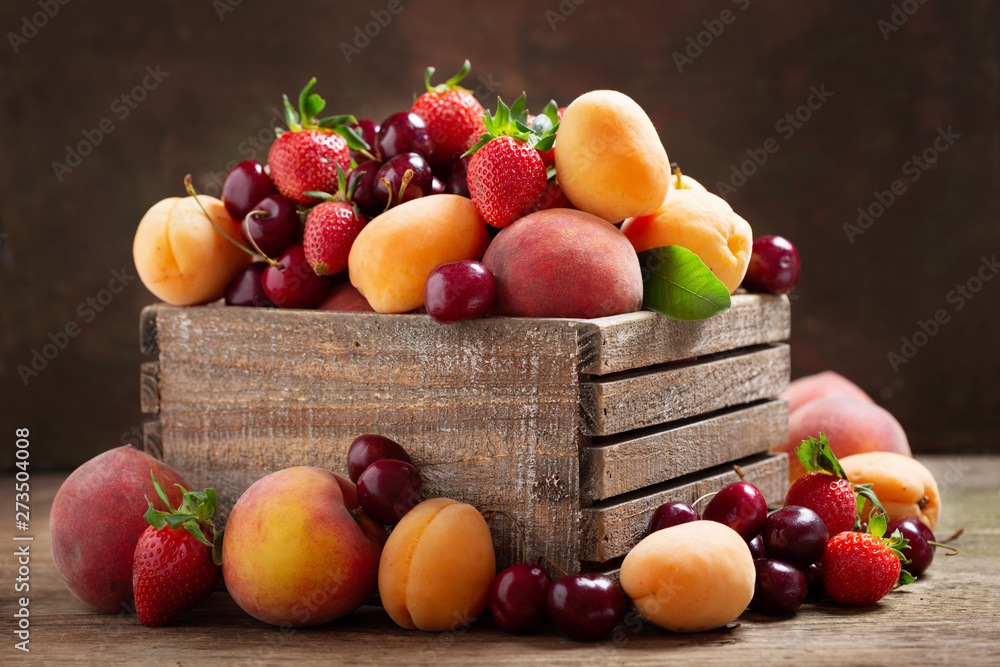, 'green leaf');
212,528,225,567
332,124,370,153
897,569,916,586
183,521,214,548
297,78,318,123
868,512,887,539
637,246,732,321
163,513,198,529
794,433,848,479
150,472,174,511
282,94,300,130
854,482,888,523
